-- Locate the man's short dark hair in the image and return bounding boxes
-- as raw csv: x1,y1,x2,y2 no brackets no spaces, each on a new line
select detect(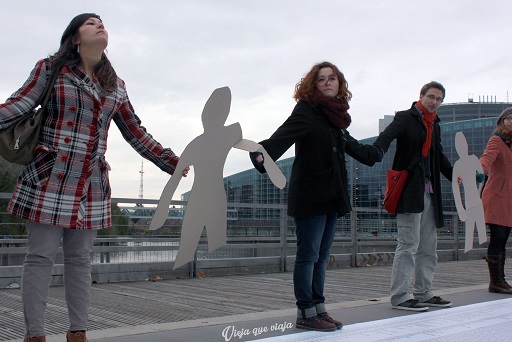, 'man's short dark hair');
420,81,446,99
